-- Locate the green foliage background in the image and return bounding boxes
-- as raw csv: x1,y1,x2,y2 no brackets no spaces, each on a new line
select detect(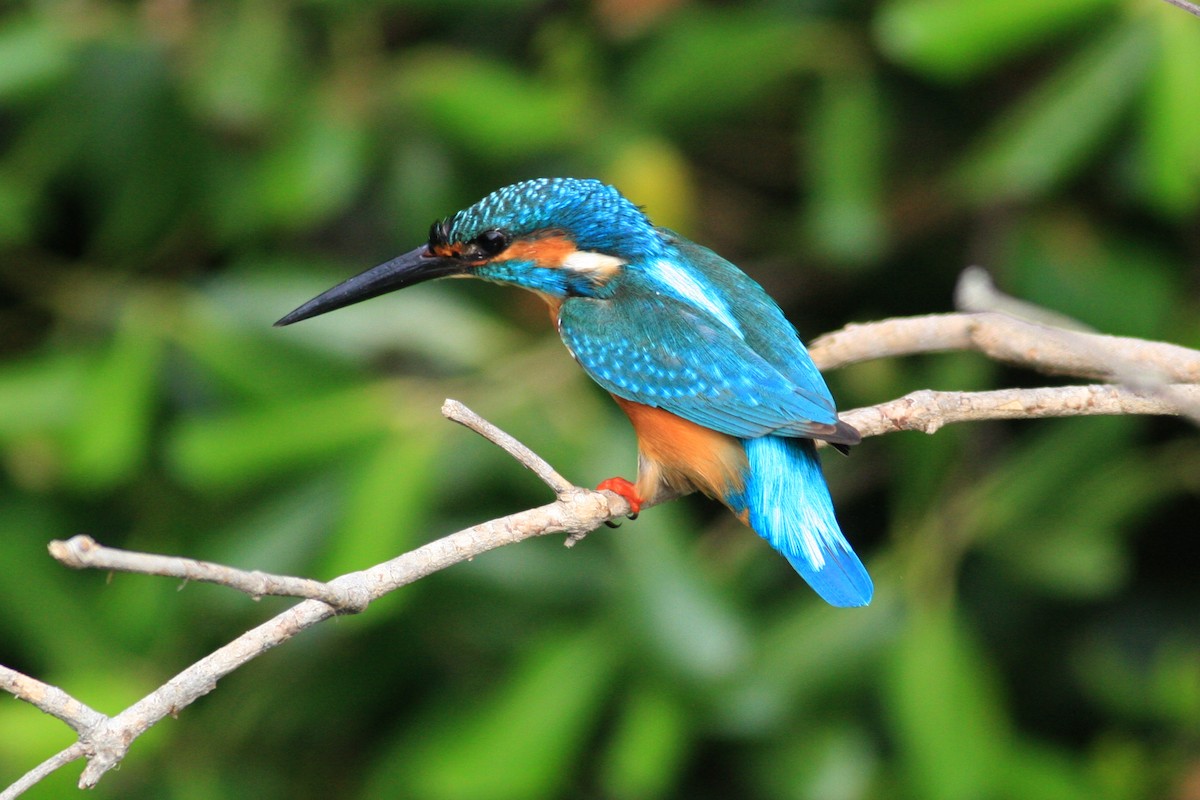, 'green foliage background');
2,1,1198,797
